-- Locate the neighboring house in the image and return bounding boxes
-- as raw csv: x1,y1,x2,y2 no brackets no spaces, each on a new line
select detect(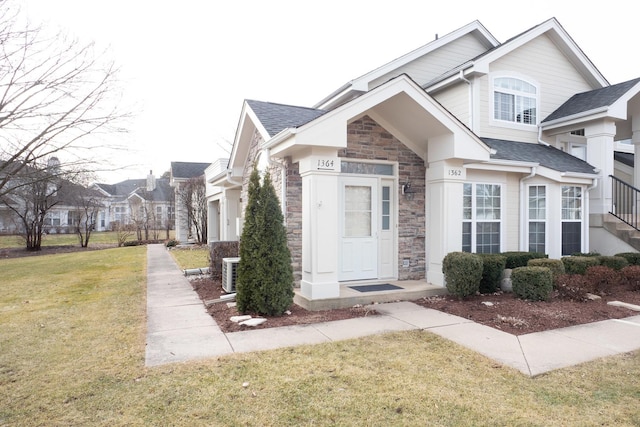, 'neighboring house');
93,171,174,236
170,161,211,242
209,18,640,302
0,157,103,235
